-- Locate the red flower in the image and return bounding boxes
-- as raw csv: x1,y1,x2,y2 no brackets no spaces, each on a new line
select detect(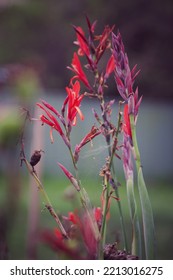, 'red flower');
68,52,91,89
95,25,114,62
54,228,63,240
37,102,71,147
65,80,84,126
78,125,100,148
74,125,101,162
123,104,132,139
94,207,102,224
64,210,98,258
66,212,81,225
41,230,83,259
37,102,64,141
74,26,90,56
